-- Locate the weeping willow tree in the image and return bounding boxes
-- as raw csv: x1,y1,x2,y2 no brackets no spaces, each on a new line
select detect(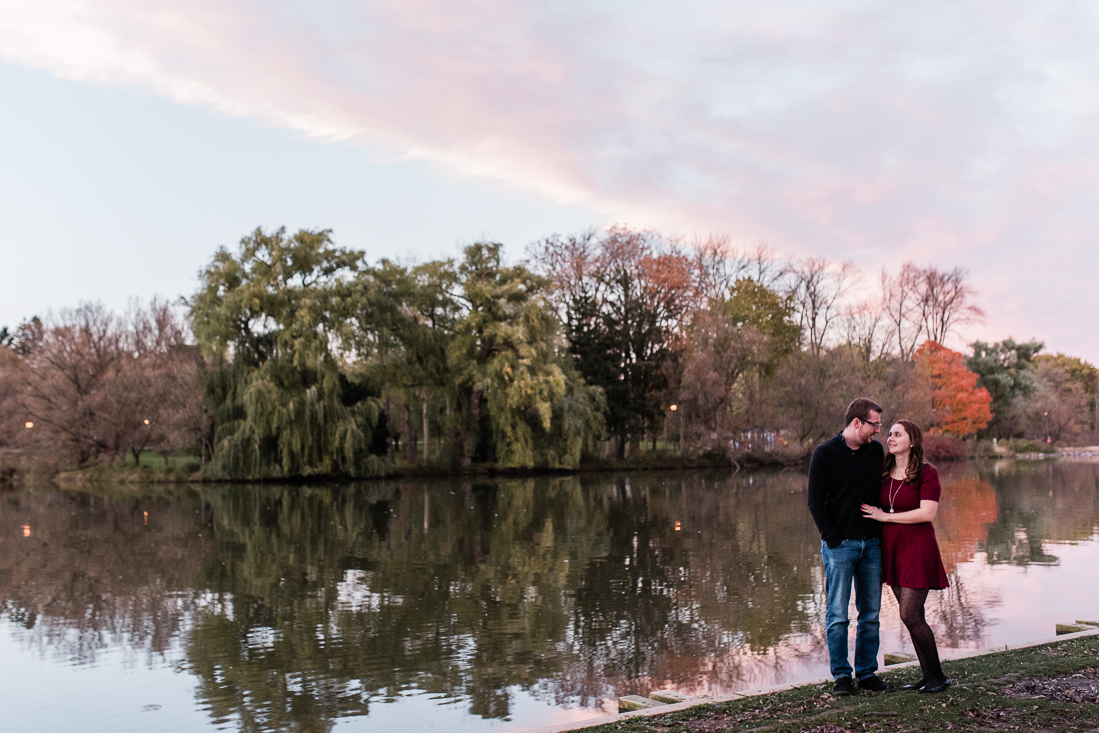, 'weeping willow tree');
189,227,385,479
351,258,463,466
450,243,605,468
